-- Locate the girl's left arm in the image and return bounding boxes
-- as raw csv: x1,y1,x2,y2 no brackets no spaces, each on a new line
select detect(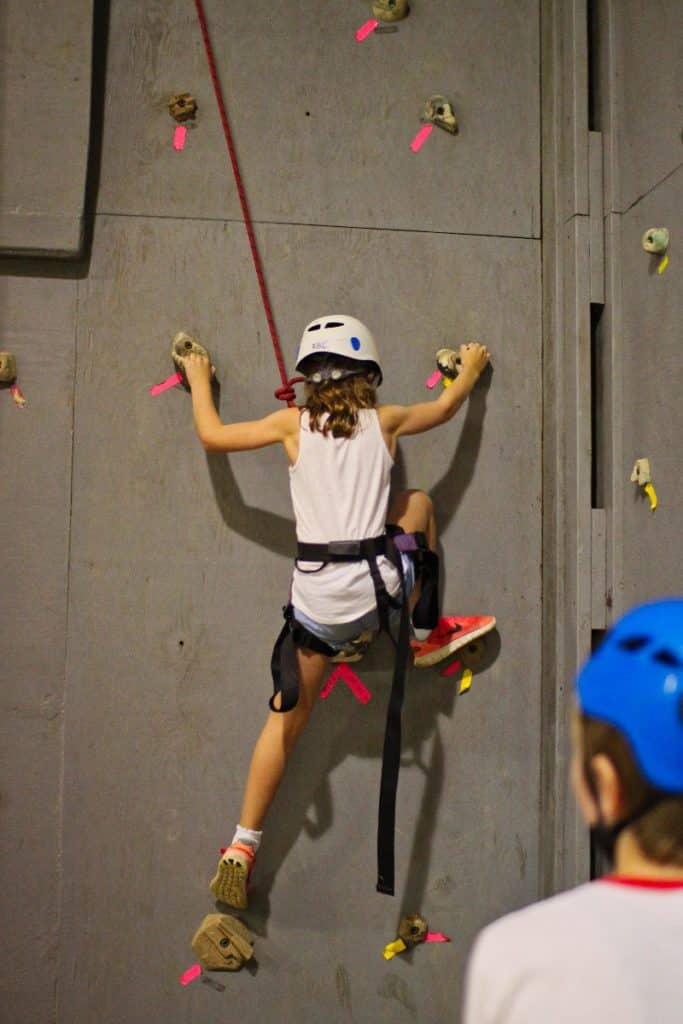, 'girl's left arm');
184,352,297,453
